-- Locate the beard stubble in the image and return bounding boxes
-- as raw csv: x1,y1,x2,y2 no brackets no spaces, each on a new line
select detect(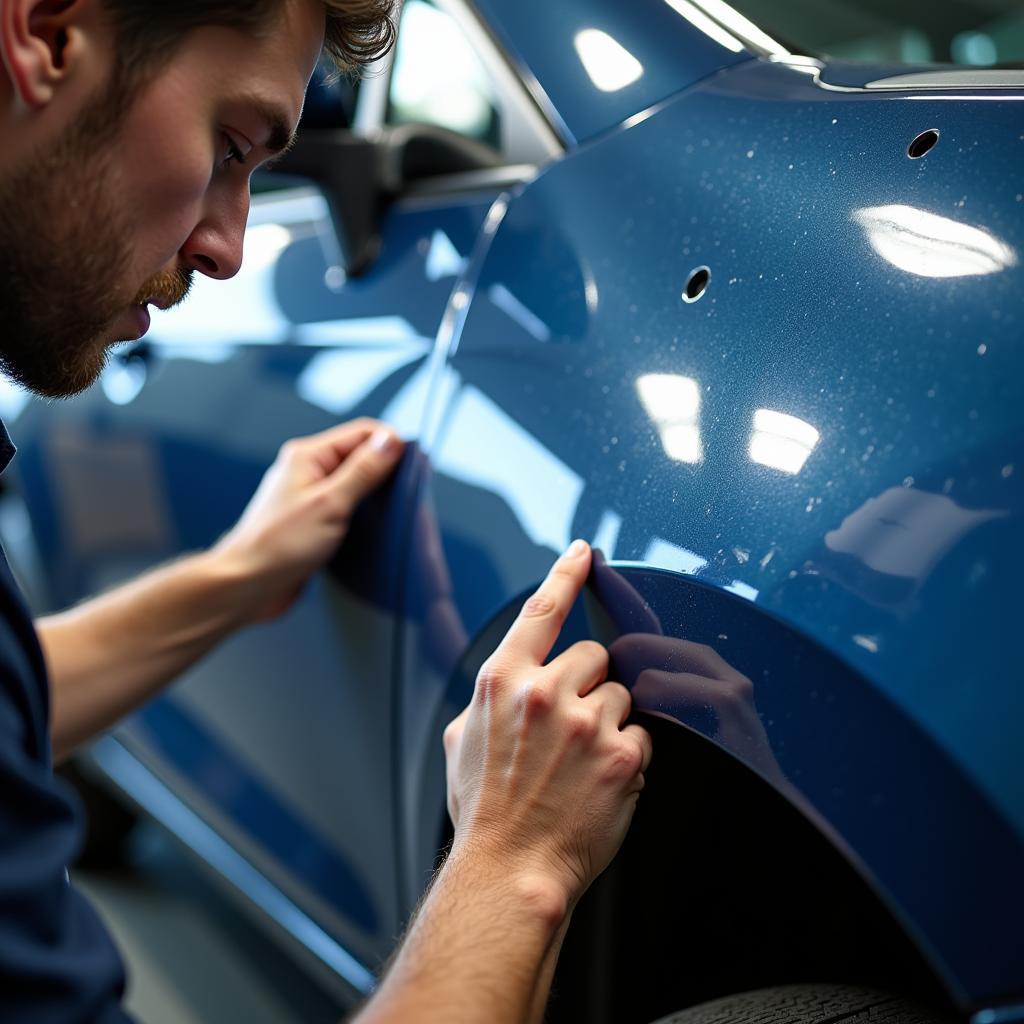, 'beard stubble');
0,77,192,399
